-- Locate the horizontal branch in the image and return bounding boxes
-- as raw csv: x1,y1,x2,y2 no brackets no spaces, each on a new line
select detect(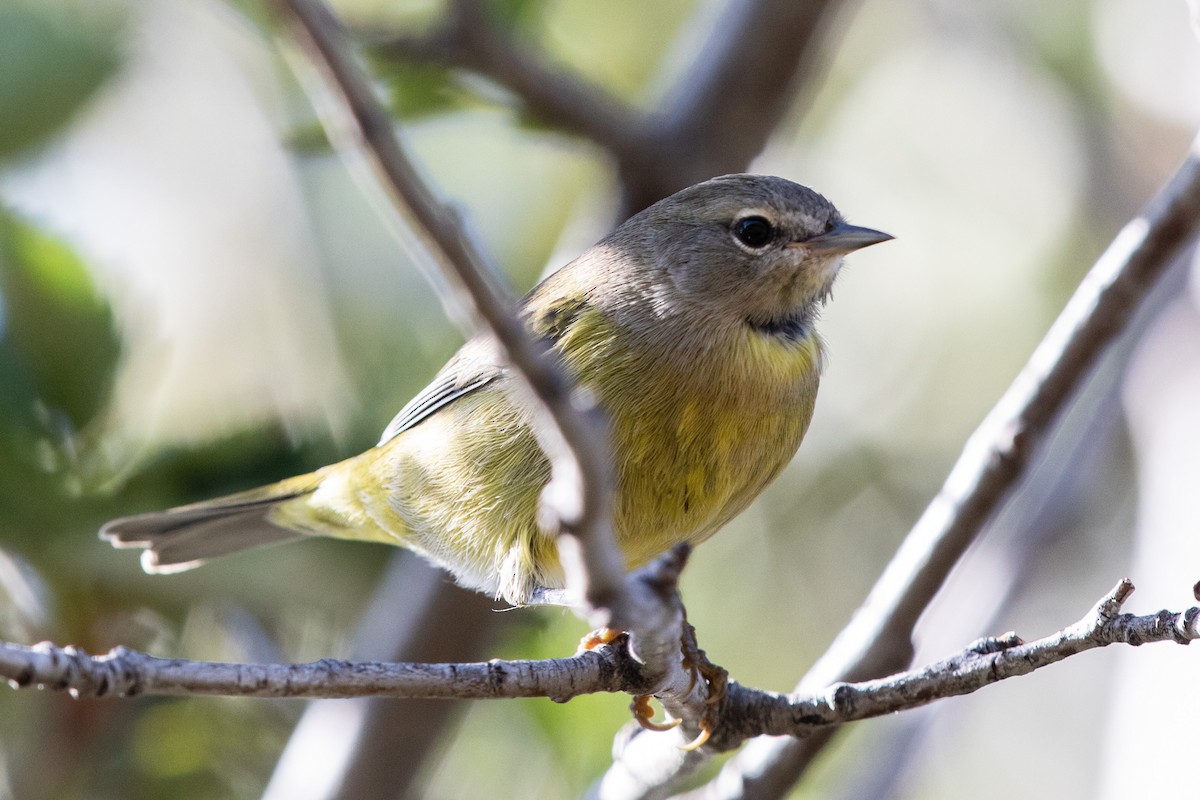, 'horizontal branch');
5,580,1194,752
0,641,631,701
0,547,688,705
